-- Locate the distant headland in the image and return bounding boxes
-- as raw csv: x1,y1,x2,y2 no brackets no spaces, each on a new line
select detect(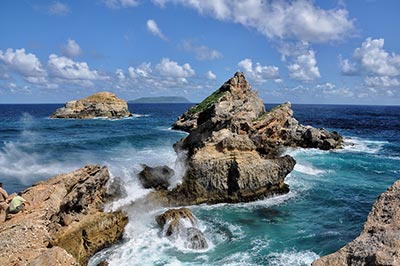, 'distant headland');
129,96,191,104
